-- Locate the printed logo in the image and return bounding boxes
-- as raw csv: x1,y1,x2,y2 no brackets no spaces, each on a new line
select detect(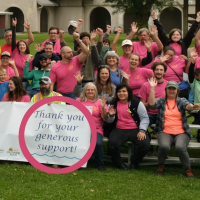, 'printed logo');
93,107,98,111
68,65,73,70
135,75,140,79
7,147,20,156
171,65,177,69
